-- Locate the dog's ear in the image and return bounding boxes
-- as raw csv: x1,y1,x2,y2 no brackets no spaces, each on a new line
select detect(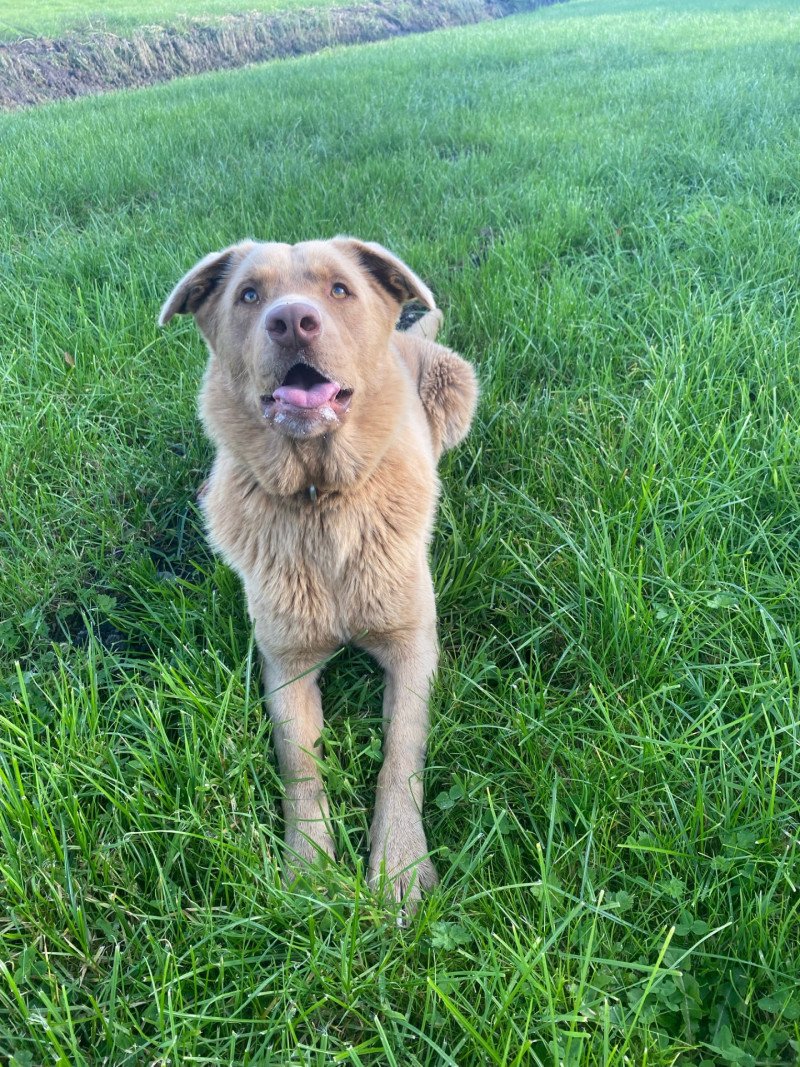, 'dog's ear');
159,246,242,326
334,237,436,310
